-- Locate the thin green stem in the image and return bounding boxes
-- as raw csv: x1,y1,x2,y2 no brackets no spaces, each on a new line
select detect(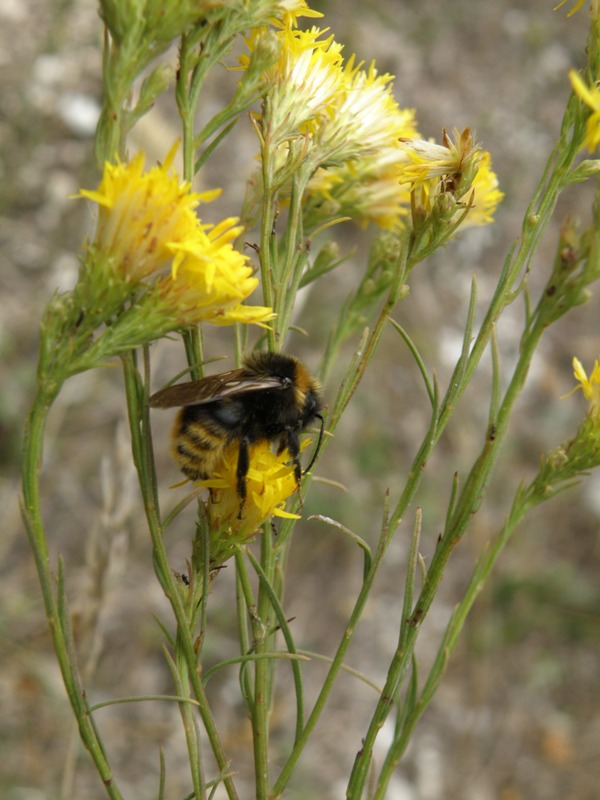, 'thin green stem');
345,131,579,792
373,476,543,796
436,122,580,439
275,167,311,345
351,298,550,798
345,411,439,797
252,527,276,798
271,498,395,798
22,377,124,798
168,647,206,800
121,352,239,800
245,547,305,744
275,333,436,797
258,123,278,351
234,551,255,709
183,326,205,380
176,33,198,183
